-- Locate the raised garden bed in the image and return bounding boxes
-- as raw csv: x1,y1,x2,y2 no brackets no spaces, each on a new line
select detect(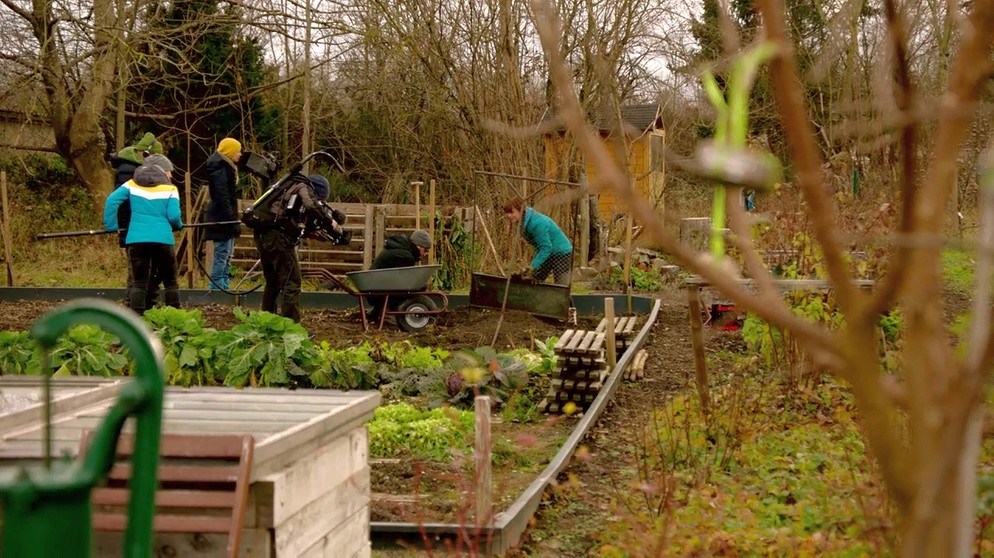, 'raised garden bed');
0,296,658,552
